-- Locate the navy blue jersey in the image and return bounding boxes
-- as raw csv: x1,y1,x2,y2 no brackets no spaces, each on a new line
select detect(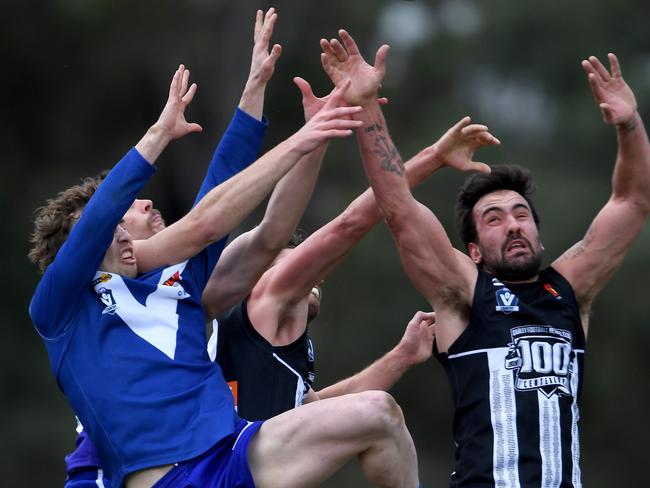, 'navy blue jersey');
208,299,315,420
436,267,585,487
